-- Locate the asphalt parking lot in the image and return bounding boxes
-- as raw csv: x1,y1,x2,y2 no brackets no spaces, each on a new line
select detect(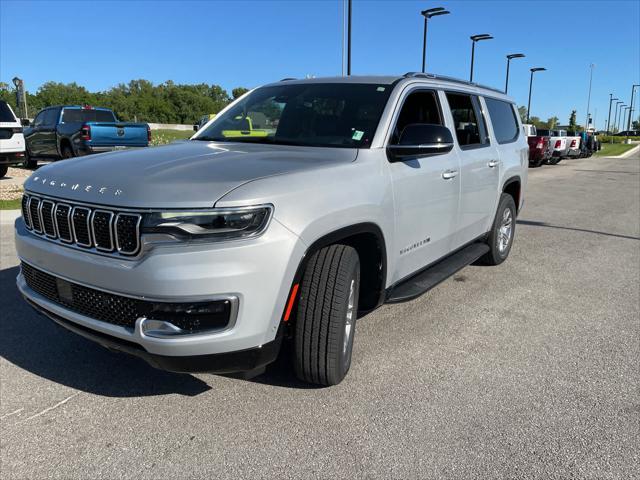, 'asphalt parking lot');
1,151,639,479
